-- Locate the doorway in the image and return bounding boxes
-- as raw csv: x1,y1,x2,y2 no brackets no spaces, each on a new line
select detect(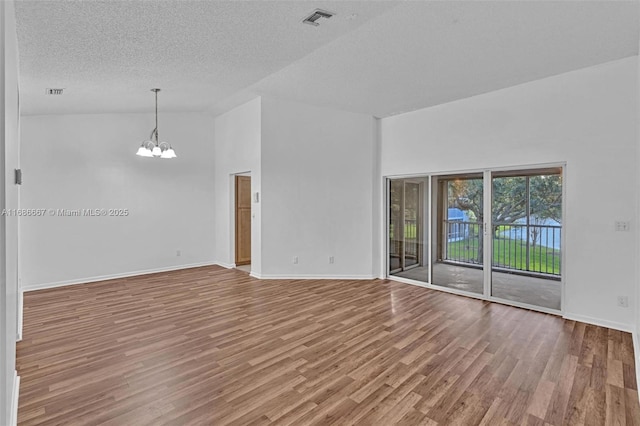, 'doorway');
235,175,251,268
